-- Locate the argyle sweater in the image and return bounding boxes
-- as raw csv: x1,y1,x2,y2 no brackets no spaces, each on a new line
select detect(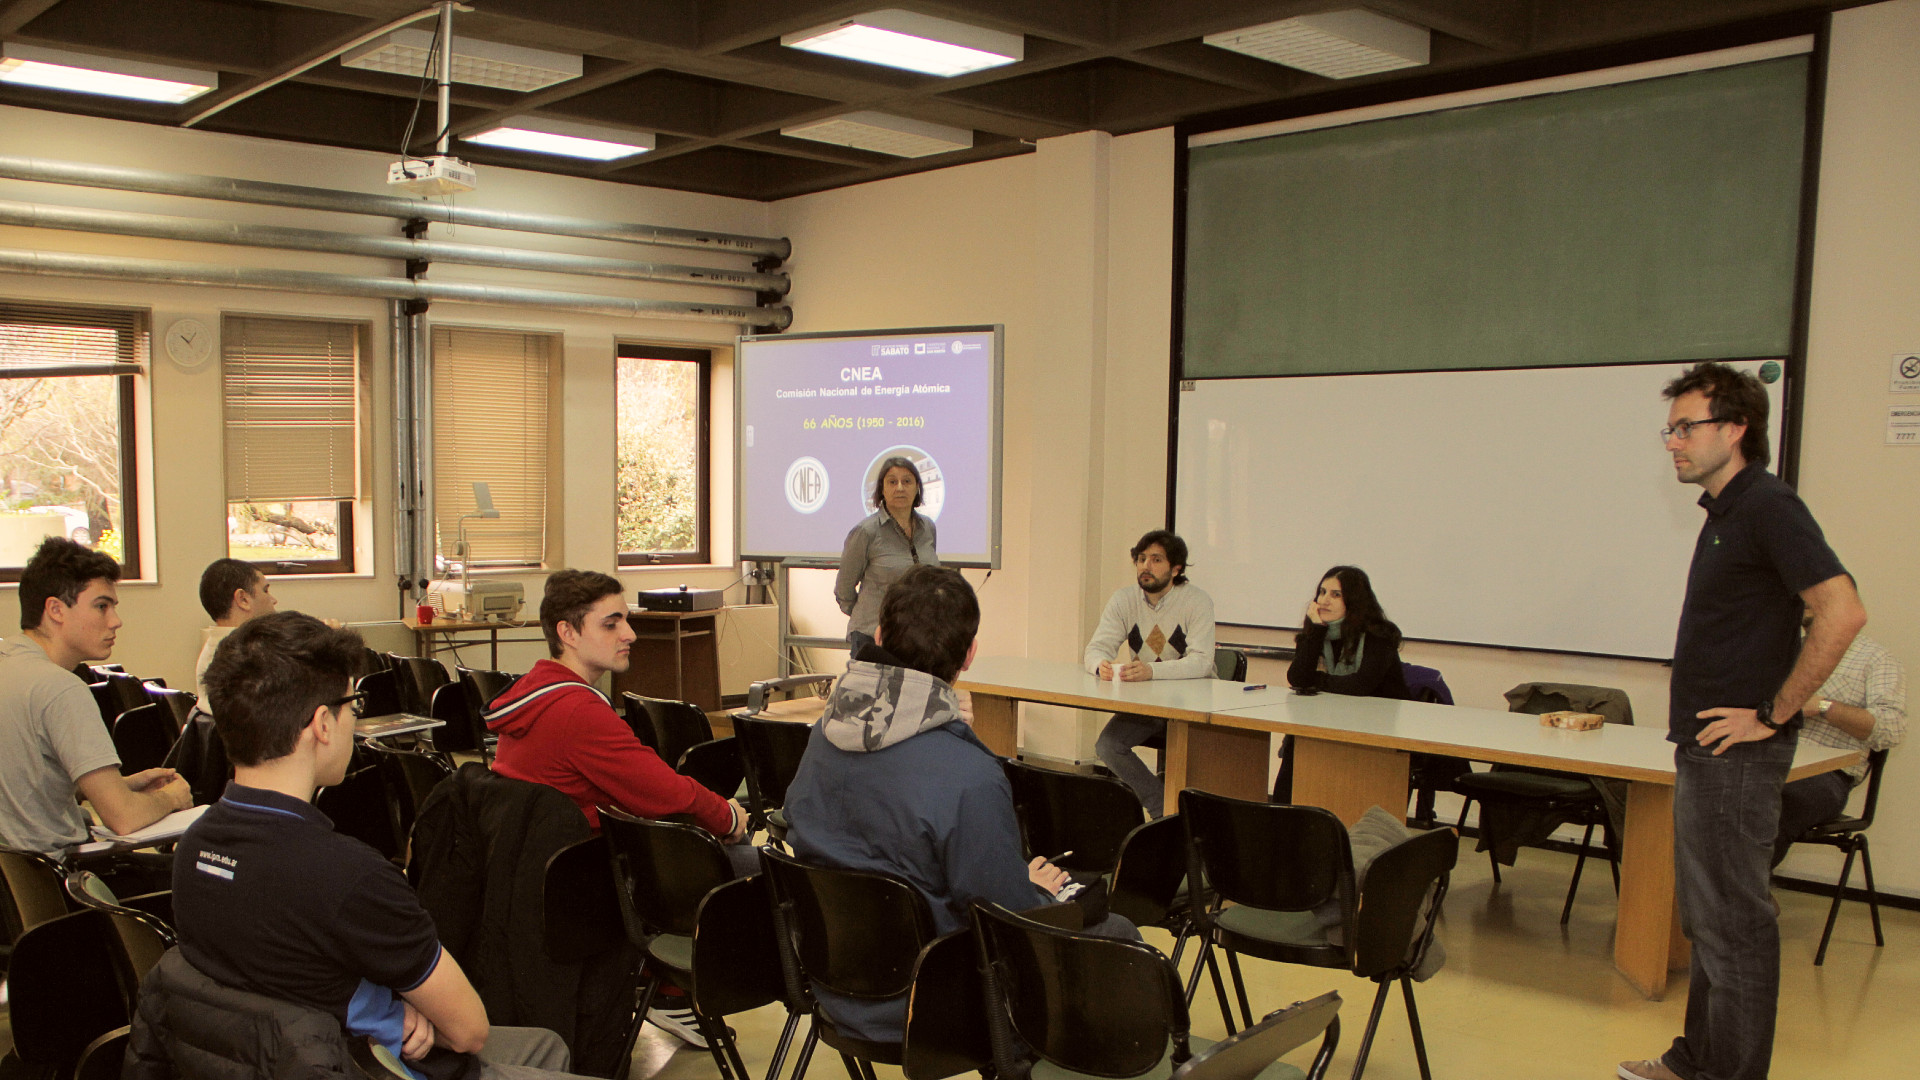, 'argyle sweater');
1081,582,1215,680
